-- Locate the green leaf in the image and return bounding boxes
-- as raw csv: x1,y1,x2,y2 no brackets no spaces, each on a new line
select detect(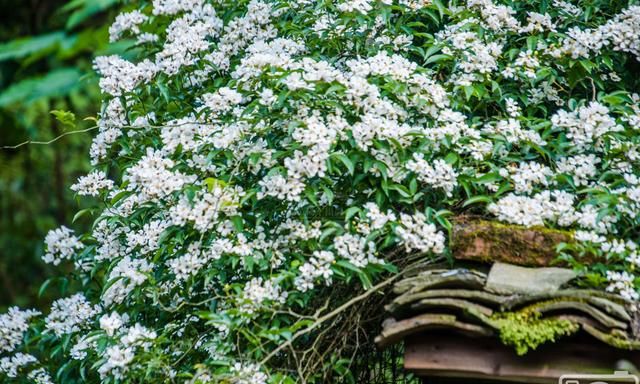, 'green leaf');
344,206,360,221
50,110,77,129
0,32,65,61
230,216,244,231
463,85,474,100
65,0,119,29
462,195,493,207
72,208,93,223
0,68,82,106
425,54,451,65
204,177,227,191
331,153,355,175
336,260,360,273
